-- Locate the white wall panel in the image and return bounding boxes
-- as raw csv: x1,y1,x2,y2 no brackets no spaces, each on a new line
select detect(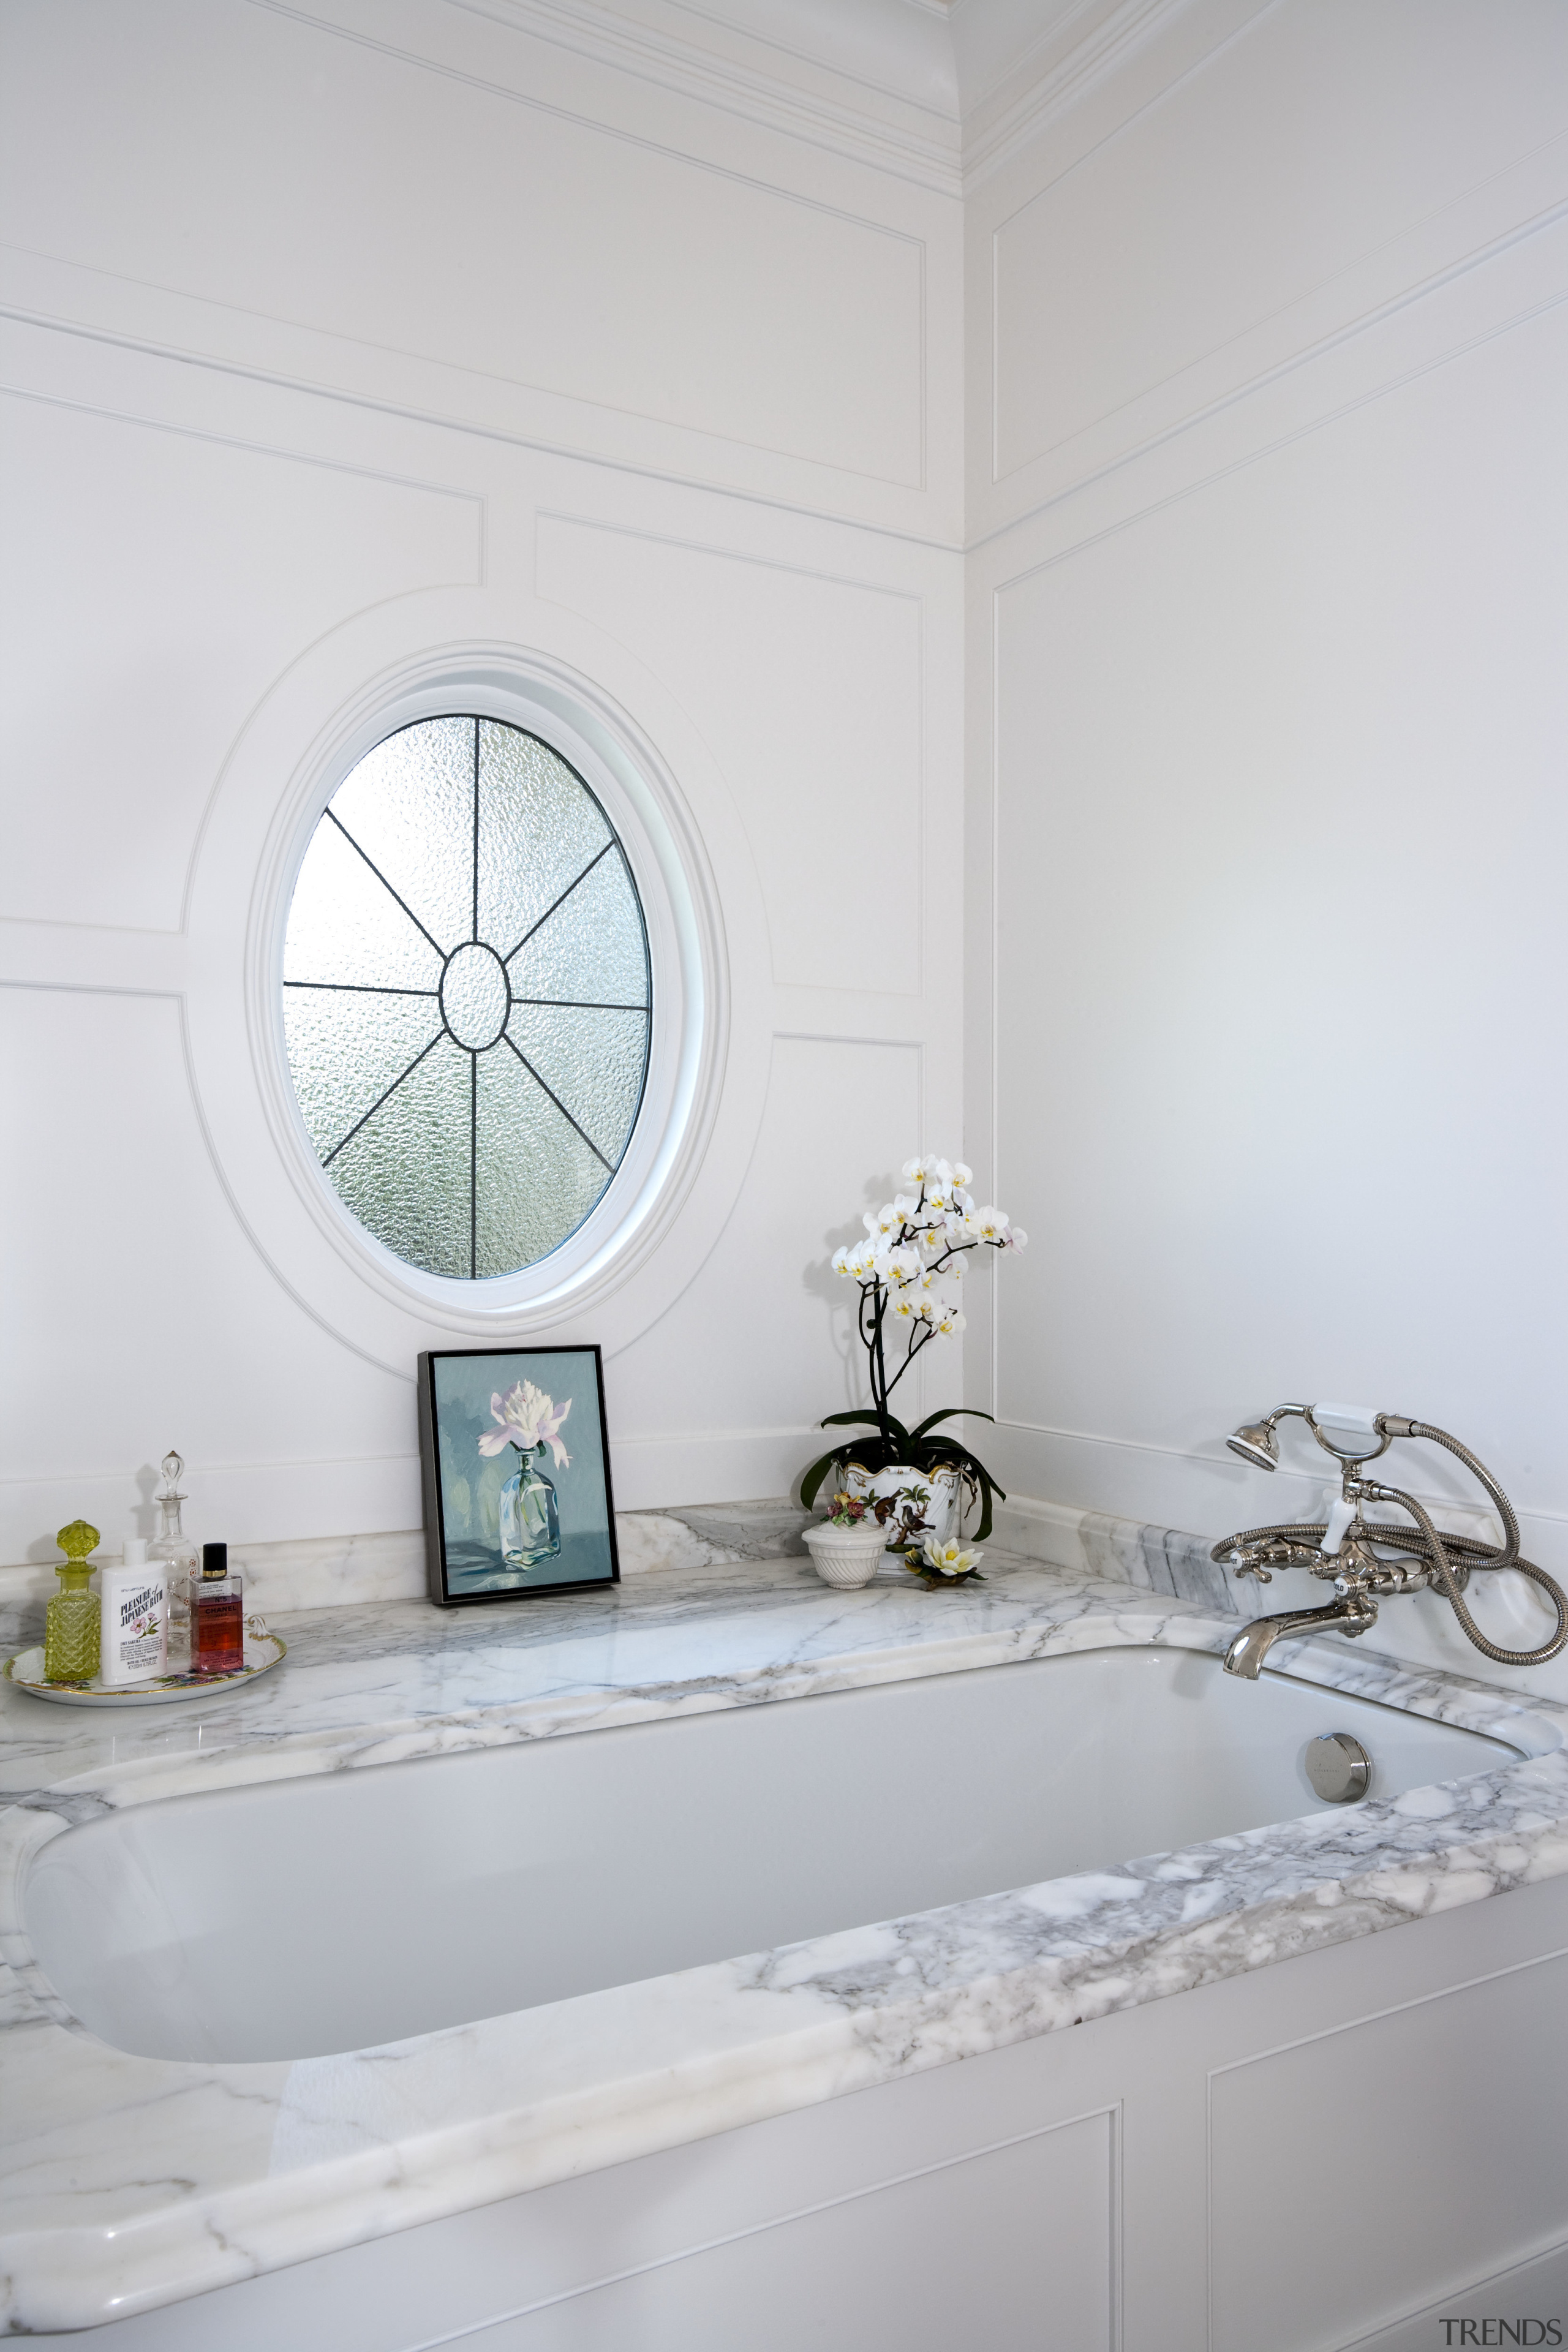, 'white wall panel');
987,301,1568,1499
1209,1954,1568,2352
992,0,1568,480
963,0,1568,1709
0,0,926,493
0,394,480,930
971,0,1568,544
537,517,925,995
